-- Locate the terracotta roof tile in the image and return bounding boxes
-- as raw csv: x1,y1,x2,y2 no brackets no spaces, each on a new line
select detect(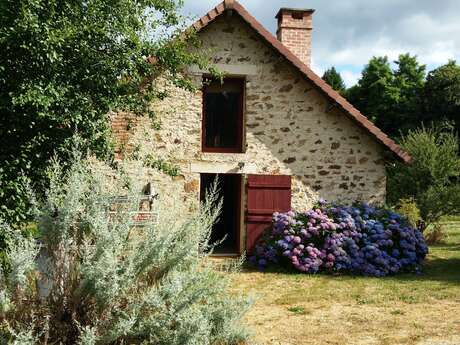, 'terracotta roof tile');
192,1,411,163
